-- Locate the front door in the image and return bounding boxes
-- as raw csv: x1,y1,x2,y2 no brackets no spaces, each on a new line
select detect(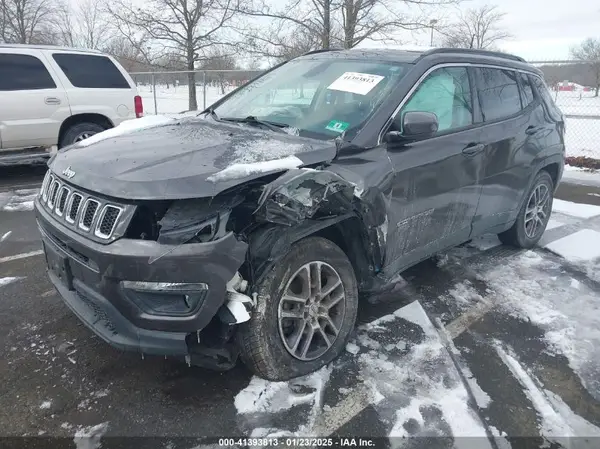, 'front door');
383,65,484,275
